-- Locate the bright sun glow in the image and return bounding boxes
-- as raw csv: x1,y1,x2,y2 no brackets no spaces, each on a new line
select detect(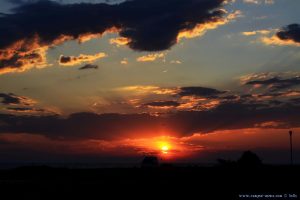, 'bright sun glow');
161,145,169,151
158,141,170,154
